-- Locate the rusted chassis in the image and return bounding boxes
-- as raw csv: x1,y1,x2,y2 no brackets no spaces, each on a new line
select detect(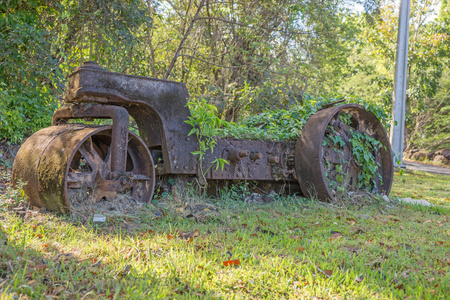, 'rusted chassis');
12,62,394,213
